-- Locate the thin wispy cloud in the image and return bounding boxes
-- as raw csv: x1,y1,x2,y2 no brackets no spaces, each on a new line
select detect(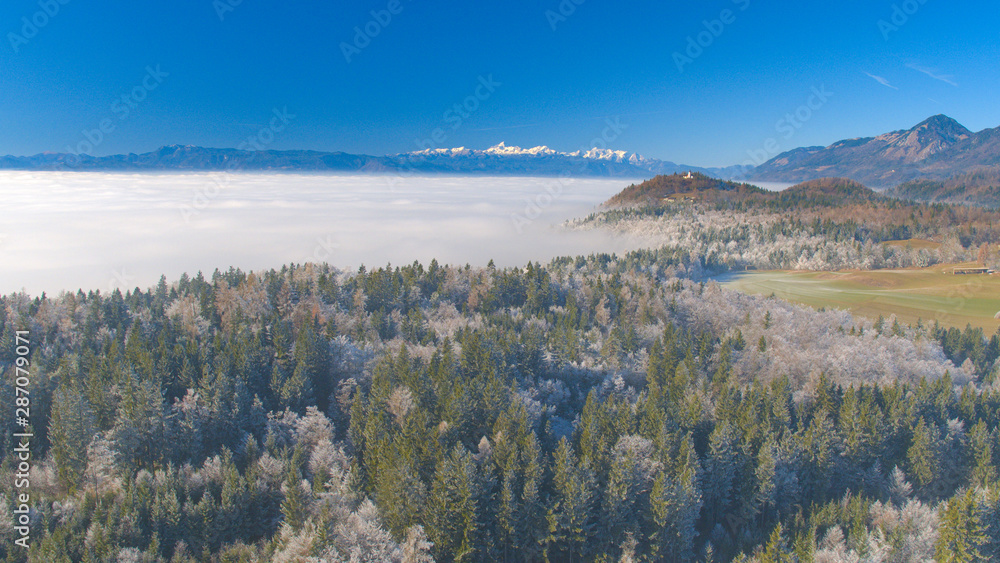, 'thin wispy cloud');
906,63,958,86
865,72,898,90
